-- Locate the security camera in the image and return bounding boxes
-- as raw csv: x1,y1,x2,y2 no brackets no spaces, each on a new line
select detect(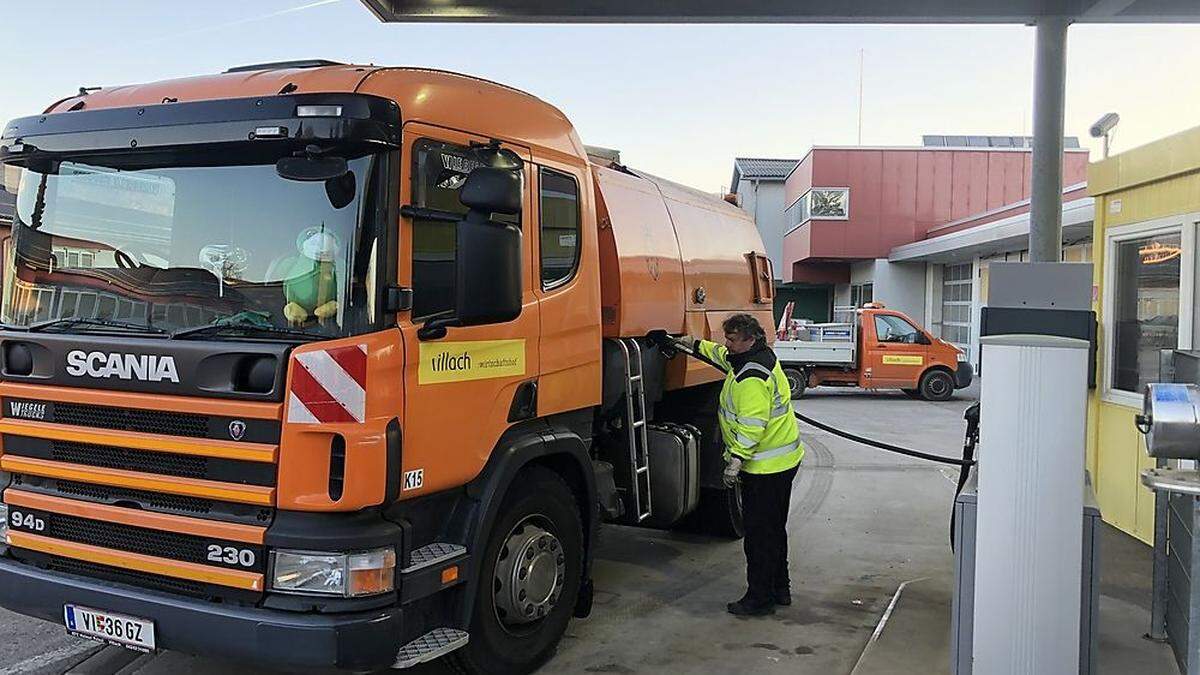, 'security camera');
1090,113,1120,138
